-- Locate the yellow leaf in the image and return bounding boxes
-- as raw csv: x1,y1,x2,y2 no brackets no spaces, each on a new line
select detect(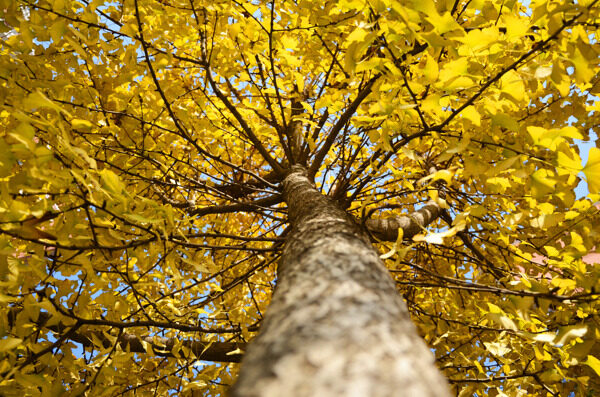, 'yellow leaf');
501,70,525,103
469,205,486,216
71,119,94,131
496,315,518,331
413,220,463,245
585,355,600,377
142,340,154,355
555,126,582,140
527,126,547,144
474,360,484,374
410,0,438,16
556,147,582,176
155,56,170,69
120,23,137,37
491,113,519,132
65,36,88,59
413,232,443,245
346,26,369,44
528,126,582,150
537,202,554,215
586,100,600,113
421,31,452,48
564,210,579,220
503,14,529,40
229,24,241,39
486,177,511,193
419,169,454,185
519,274,532,288
23,92,69,116
459,27,499,55
461,106,481,126
569,231,586,254
0,337,22,352
551,63,571,97
50,19,67,44
539,368,562,383
583,147,600,193
444,76,473,91
551,277,577,291
530,169,555,199
100,169,125,196
555,325,587,346
428,12,461,35
446,137,470,154
484,341,511,357
532,332,556,343
9,123,36,150
438,58,469,83
421,94,441,114
571,47,595,84
423,55,439,83
534,344,552,360
534,66,553,79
